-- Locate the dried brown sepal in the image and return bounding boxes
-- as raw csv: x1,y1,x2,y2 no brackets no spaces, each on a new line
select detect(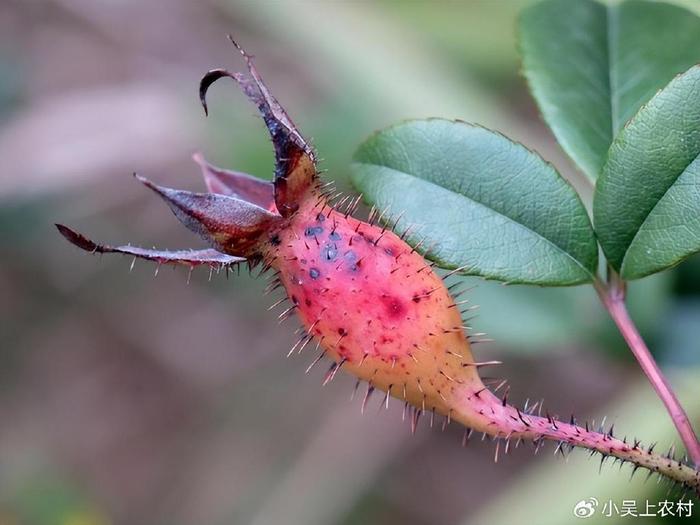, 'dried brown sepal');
135,174,281,256
199,37,316,218
55,224,244,268
192,152,276,212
